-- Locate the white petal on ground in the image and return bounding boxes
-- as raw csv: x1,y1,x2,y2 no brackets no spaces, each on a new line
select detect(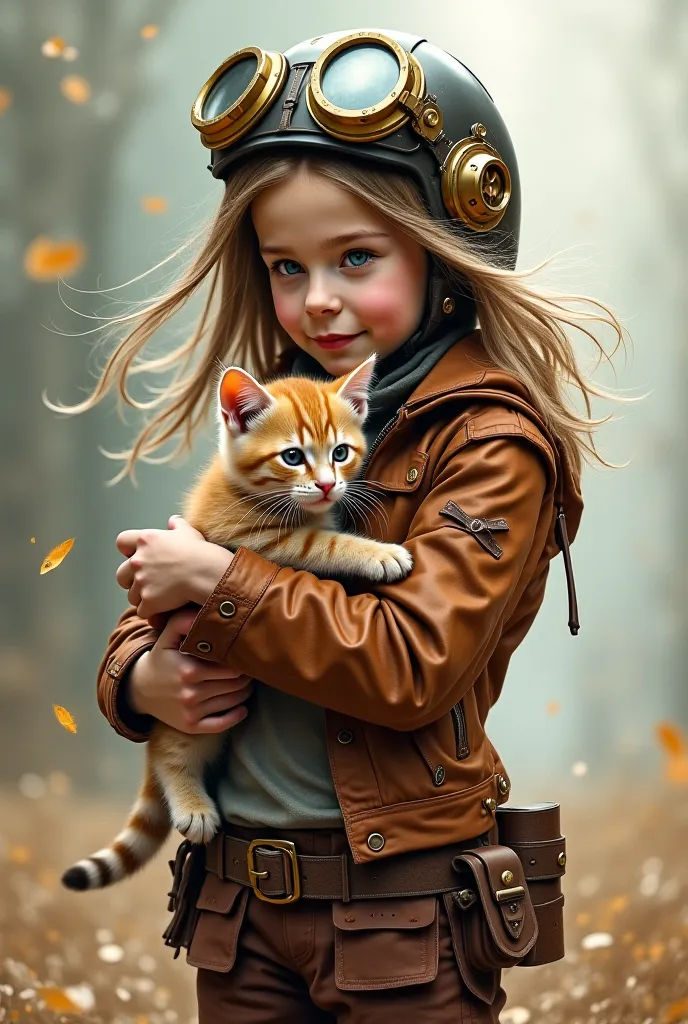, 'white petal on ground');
581,931,614,949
